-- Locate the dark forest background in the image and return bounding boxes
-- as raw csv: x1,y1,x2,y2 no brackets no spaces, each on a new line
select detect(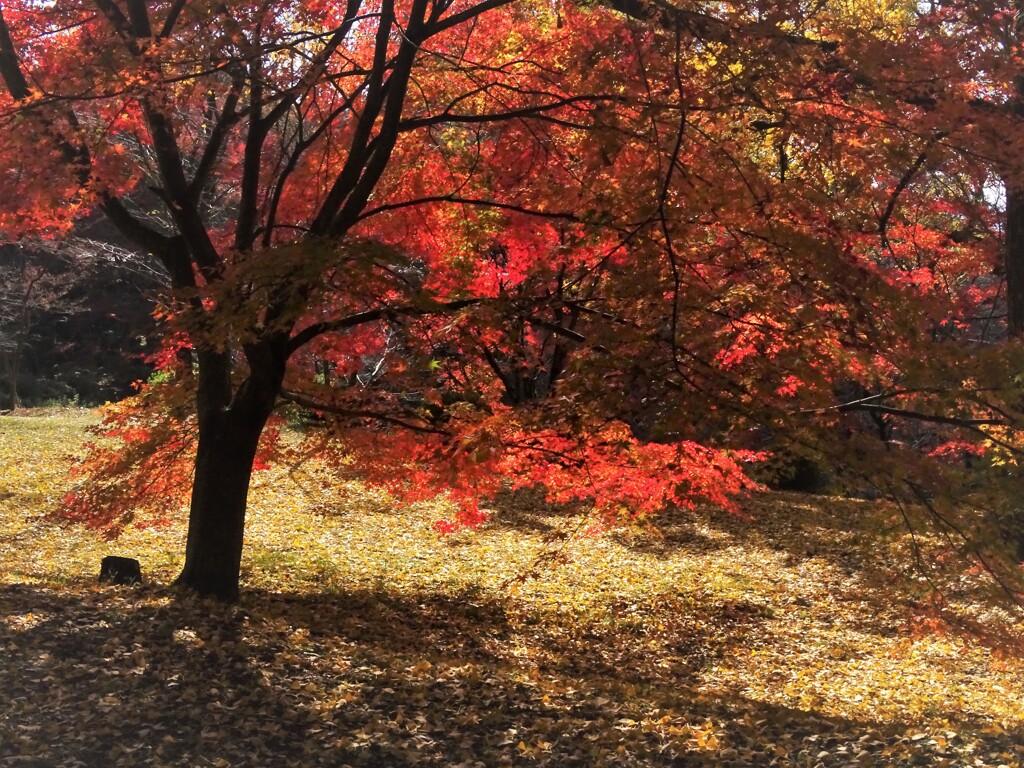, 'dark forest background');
0,218,162,409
